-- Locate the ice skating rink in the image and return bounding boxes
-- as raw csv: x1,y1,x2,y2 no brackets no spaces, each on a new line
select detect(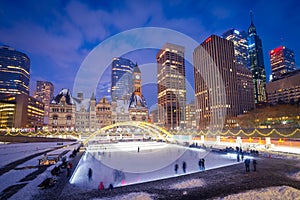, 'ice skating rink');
70,141,246,189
